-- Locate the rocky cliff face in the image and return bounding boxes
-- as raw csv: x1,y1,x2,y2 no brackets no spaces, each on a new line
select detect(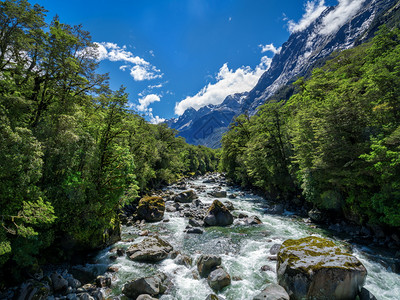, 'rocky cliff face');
168,0,398,148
